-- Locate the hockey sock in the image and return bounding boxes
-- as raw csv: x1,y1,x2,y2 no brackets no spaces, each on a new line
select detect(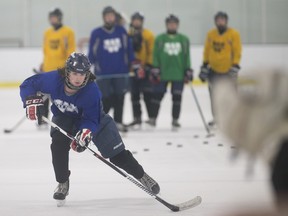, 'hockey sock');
172,94,182,119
